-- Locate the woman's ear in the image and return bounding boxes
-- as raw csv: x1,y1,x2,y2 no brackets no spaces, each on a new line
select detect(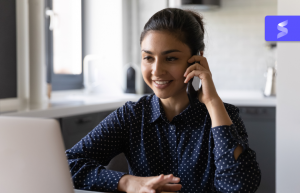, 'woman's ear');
200,51,204,56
